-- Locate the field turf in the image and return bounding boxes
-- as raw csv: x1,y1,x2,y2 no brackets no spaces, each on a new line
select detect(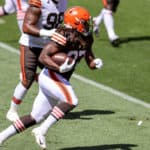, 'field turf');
0,0,150,149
